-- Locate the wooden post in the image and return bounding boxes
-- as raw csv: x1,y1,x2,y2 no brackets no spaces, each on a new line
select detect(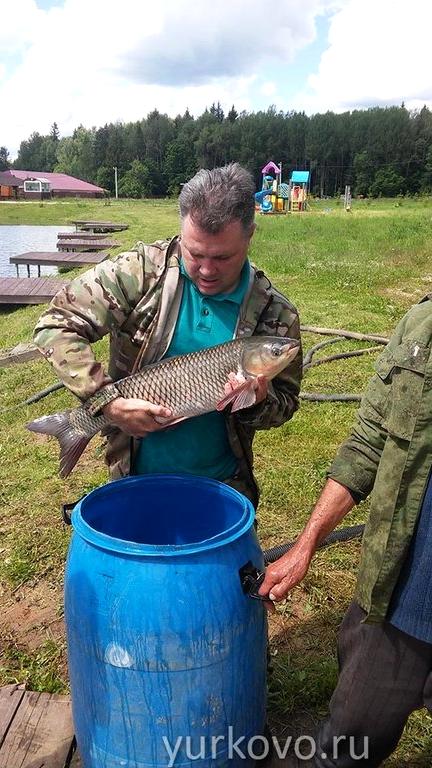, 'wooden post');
113,166,118,199
344,185,352,211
